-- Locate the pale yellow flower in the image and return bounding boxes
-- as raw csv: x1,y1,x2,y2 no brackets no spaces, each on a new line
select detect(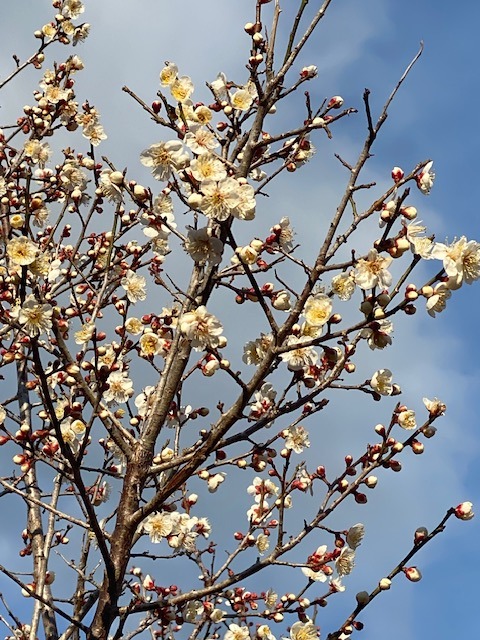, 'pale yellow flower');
170,76,194,103
159,62,178,86
11,295,53,336
6,236,39,265
179,306,224,351
304,293,332,327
